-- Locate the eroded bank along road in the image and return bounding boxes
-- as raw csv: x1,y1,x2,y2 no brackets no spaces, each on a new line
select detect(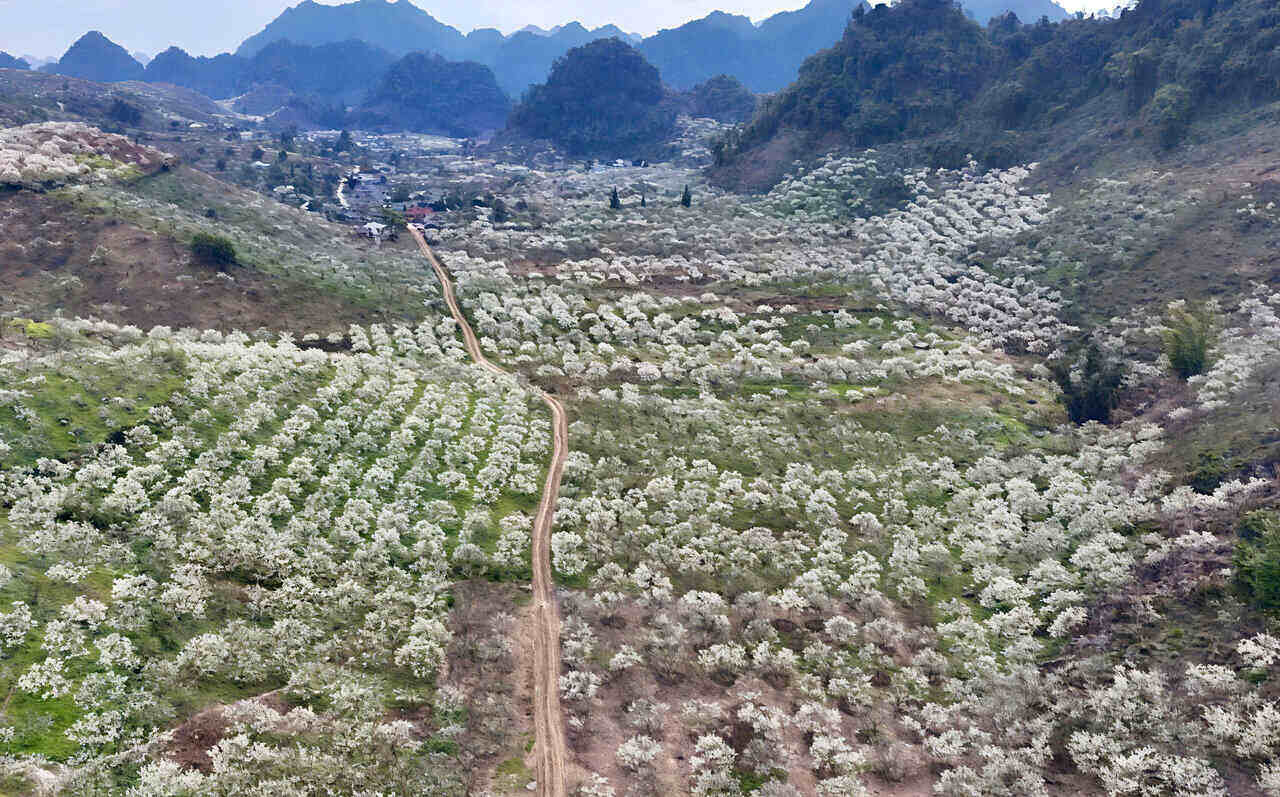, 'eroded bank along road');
410,227,569,797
